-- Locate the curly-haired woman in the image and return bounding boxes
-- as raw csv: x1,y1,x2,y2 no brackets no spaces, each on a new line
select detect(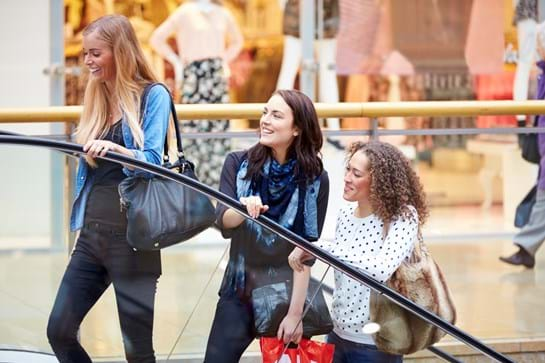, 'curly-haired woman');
289,140,428,363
